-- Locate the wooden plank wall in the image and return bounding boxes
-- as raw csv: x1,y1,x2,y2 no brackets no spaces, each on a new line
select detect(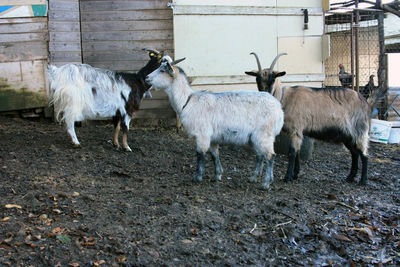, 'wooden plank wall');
79,0,175,119
0,17,49,111
48,0,82,65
